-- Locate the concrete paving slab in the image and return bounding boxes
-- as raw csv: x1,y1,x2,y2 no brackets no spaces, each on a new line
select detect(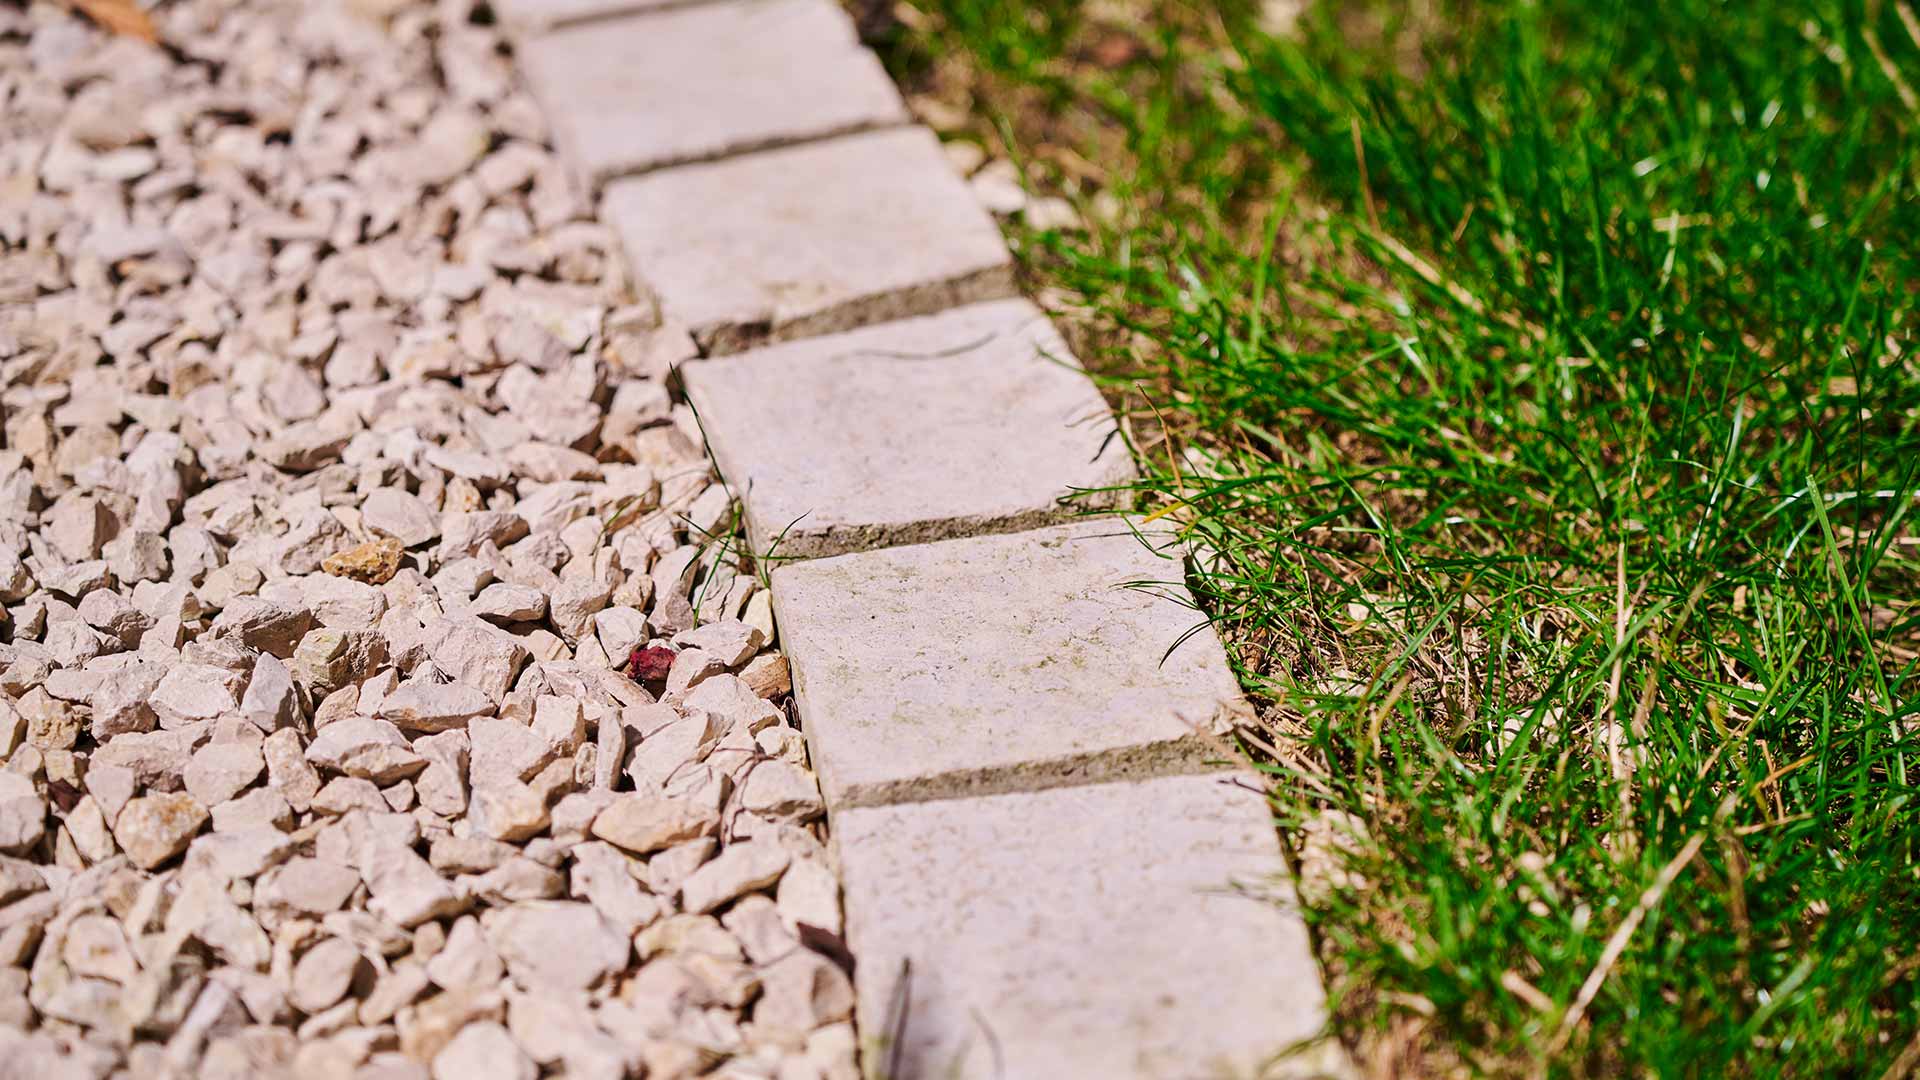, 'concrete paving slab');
518,0,908,184
603,126,1015,353
771,519,1248,809
682,299,1134,559
833,772,1342,1078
